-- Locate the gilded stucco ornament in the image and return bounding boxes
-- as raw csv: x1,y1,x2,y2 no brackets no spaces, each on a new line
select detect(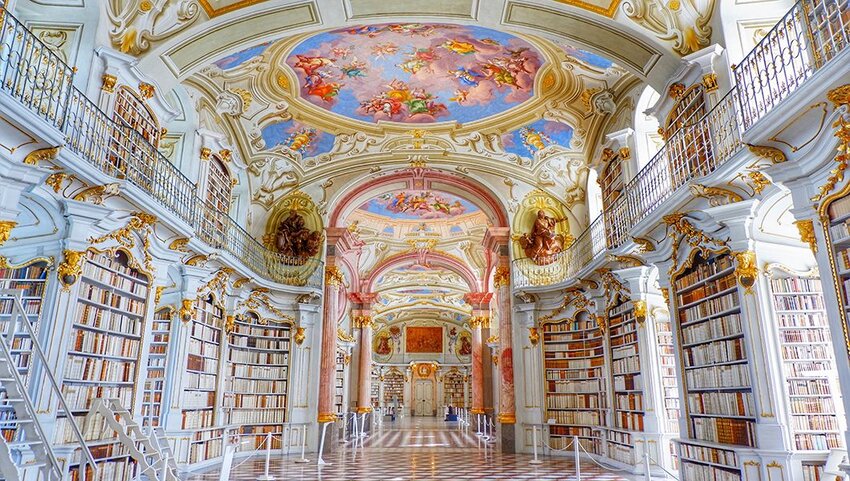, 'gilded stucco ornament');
101,74,117,93
632,237,656,253
622,0,716,55
747,144,787,164
294,327,306,346
633,300,648,326
733,251,759,294
663,212,728,274
337,328,355,343
689,183,743,206
106,0,200,56
72,183,121,205
180,298,196,323
169,237,190,252
88,212,157,272
237,290,296,323
154,285,165,305
493,265,511,288
0,221,16,246
23,146,61,166
595,315,607,334
812,86,850,202
224,315,236,334
352,315,373,329
58,250,85,290
794,220,818,253
45,172,70,193
528,327,540,346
